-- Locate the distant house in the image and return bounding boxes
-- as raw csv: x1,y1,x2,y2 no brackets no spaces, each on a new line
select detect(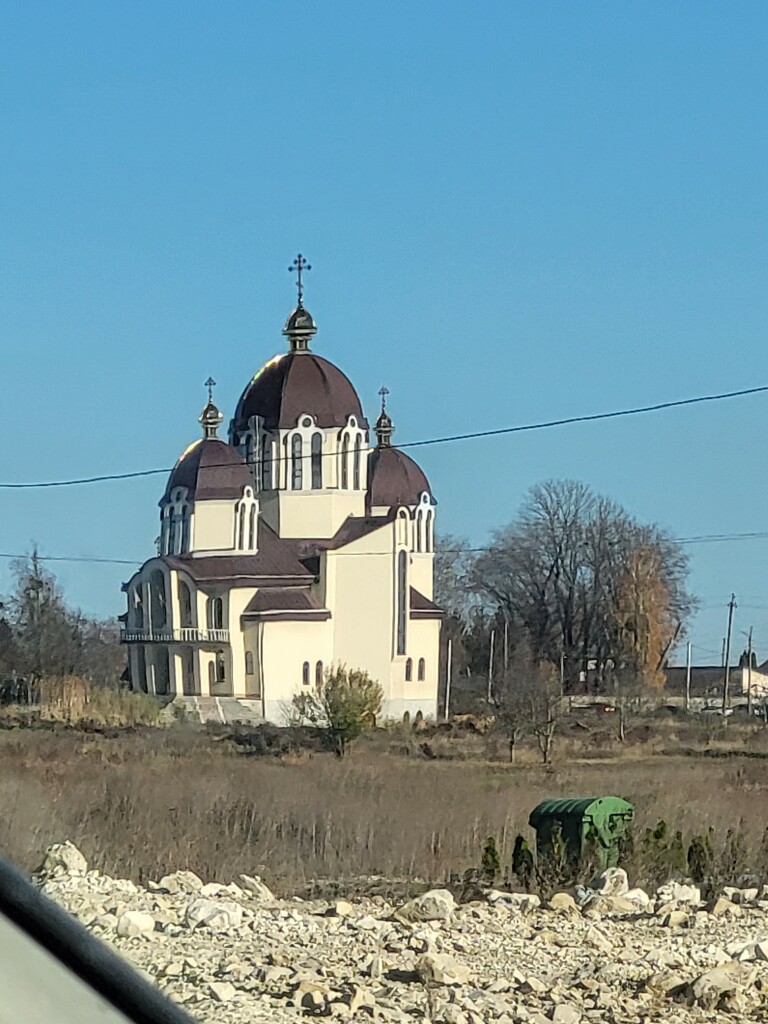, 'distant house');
663,662,768,701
